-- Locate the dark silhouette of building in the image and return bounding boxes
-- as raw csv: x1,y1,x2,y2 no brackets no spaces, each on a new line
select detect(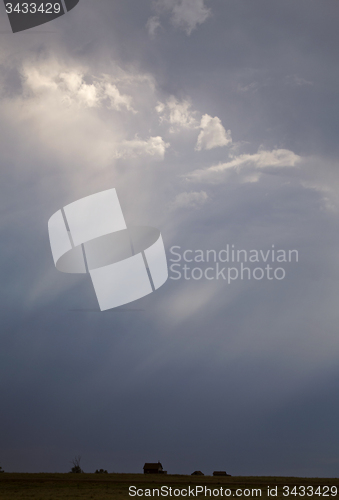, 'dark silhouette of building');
213,471,230,476
191,471,204,475
143,462,167,474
